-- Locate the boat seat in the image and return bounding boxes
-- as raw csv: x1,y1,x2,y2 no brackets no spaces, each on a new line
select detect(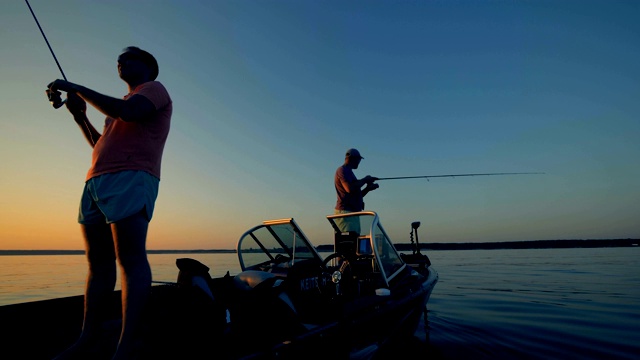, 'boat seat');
282,258,331,323
233,270,295,313
228,270,306,346
233,270,284,292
